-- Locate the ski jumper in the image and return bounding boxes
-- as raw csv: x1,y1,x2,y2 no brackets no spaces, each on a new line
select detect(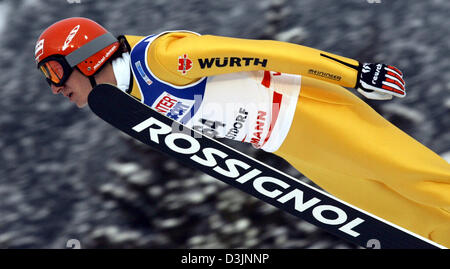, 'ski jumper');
115,32,450,248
